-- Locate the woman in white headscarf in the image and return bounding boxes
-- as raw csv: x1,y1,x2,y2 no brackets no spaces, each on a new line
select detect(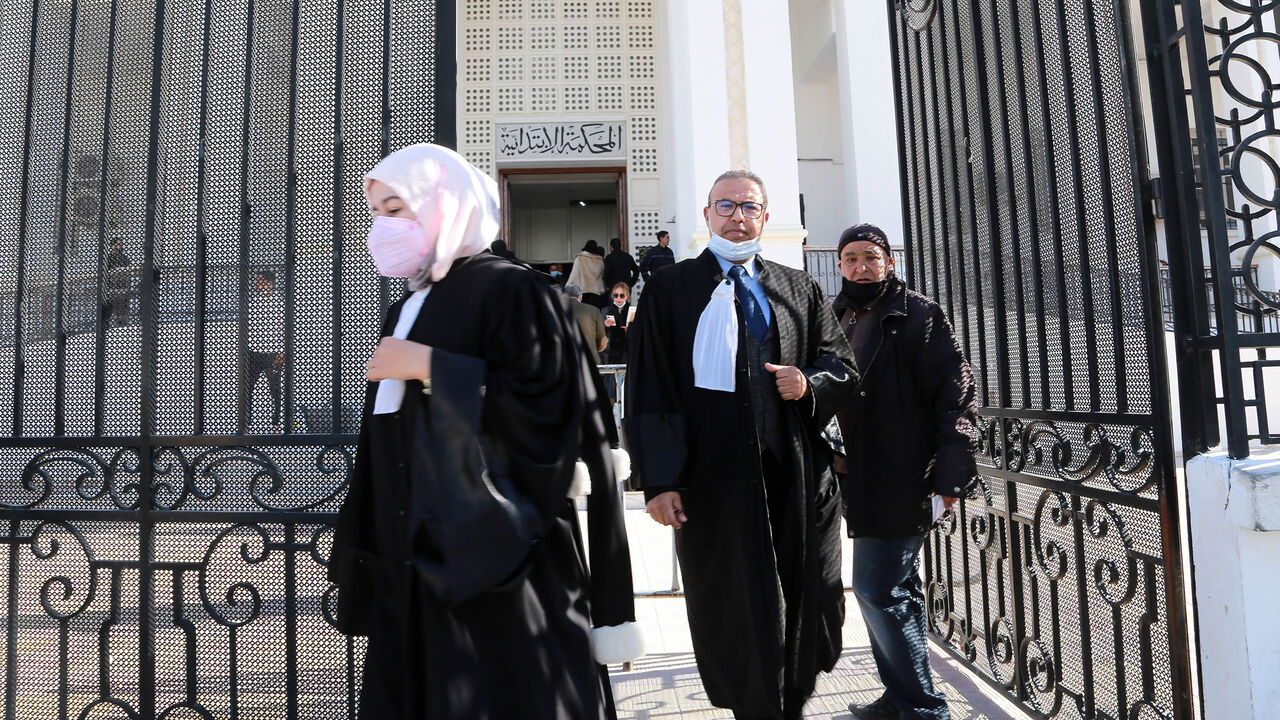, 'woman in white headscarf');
328,144,642,719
